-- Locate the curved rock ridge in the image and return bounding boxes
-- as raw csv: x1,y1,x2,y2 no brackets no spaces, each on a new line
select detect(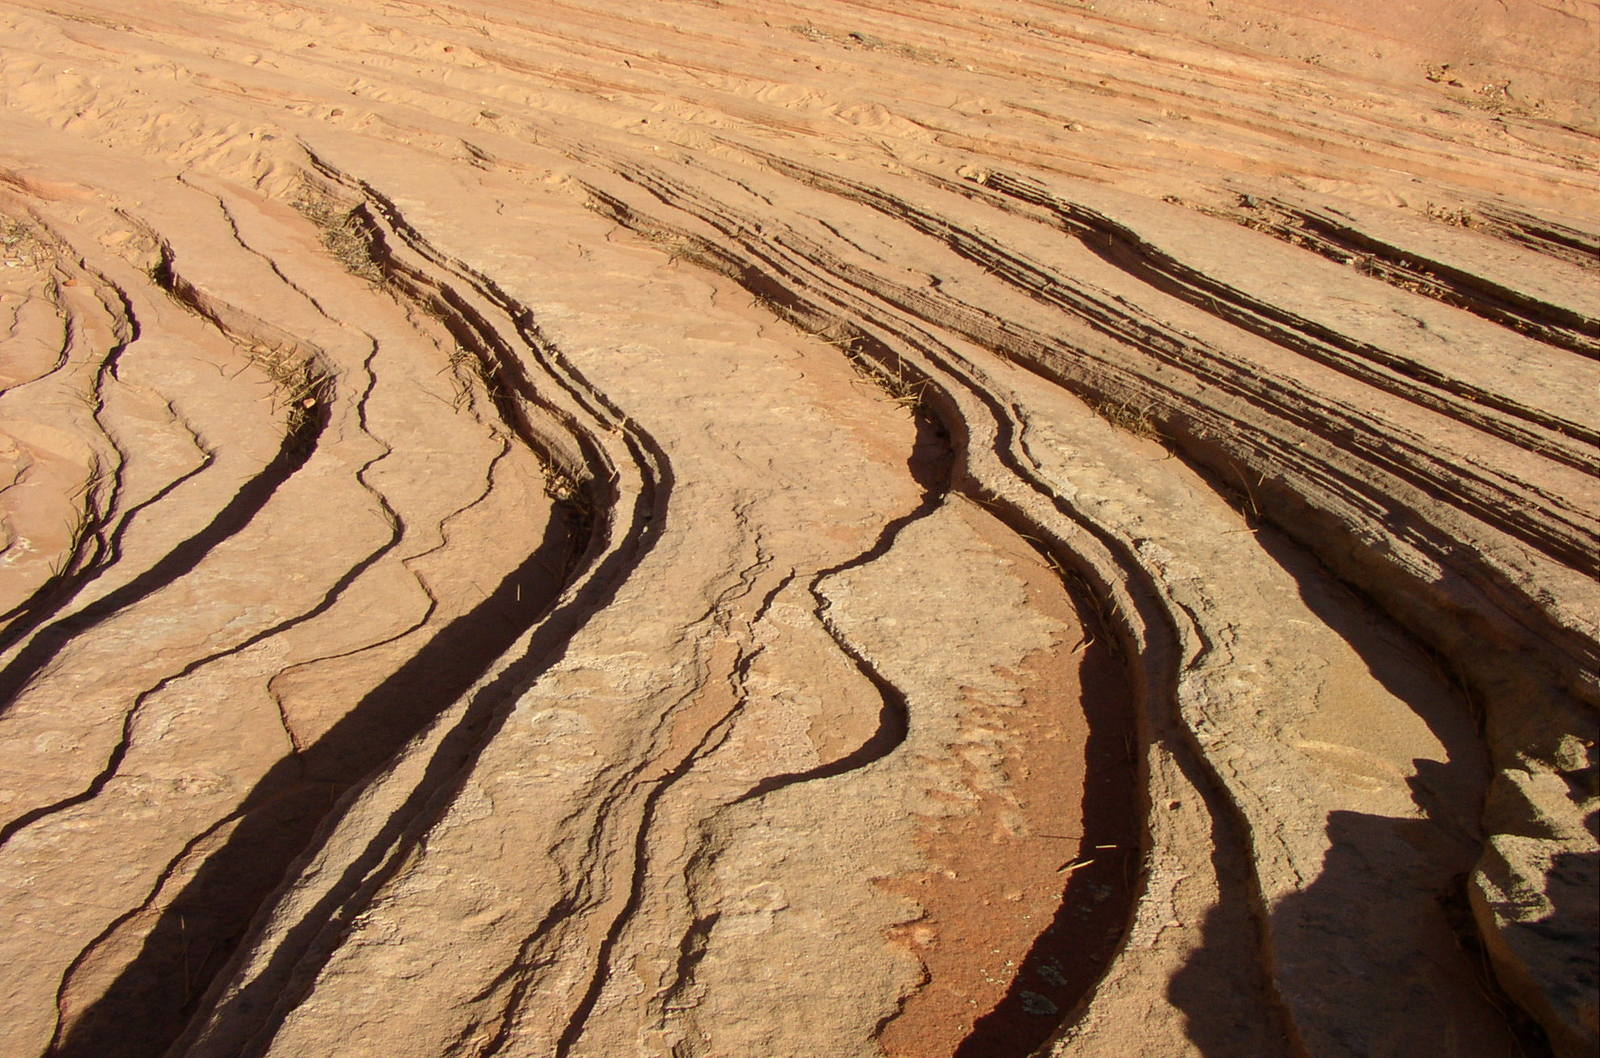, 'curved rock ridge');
0,2,1594,1058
